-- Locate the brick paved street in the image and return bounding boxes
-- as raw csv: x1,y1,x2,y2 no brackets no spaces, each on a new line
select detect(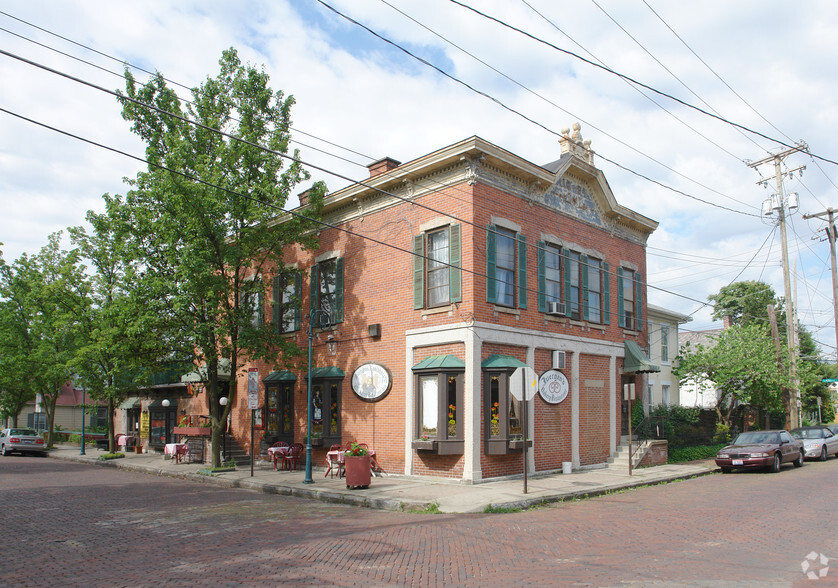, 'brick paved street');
1,455,837,586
